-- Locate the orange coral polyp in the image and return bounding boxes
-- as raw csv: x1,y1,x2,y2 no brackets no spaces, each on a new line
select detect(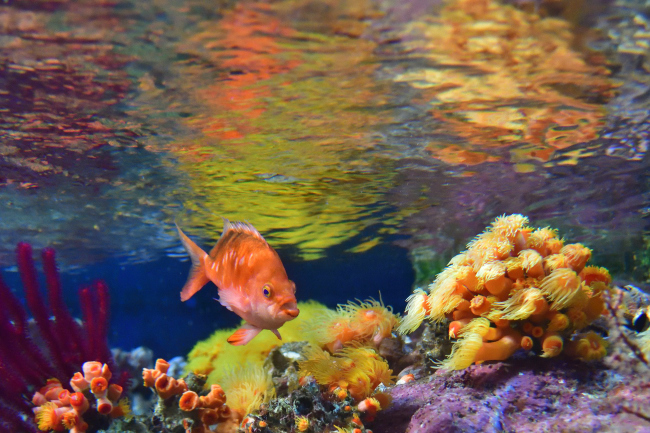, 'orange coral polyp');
541,333,564,358
90,377,108,396
474,329,522,364
579,266,612,286
521,336,534,351
540,268,581,310
469,295,492,316
70,372,89,393
35,402,63,431
82,361,103,382
518,249,545,278
179,391,201,411
566,331,608,361
561,243,592,274
69,392,89,415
